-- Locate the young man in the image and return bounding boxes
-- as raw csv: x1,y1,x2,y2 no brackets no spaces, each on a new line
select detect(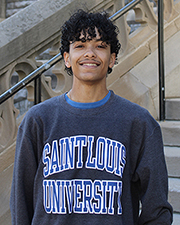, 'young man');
10,10,173,224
